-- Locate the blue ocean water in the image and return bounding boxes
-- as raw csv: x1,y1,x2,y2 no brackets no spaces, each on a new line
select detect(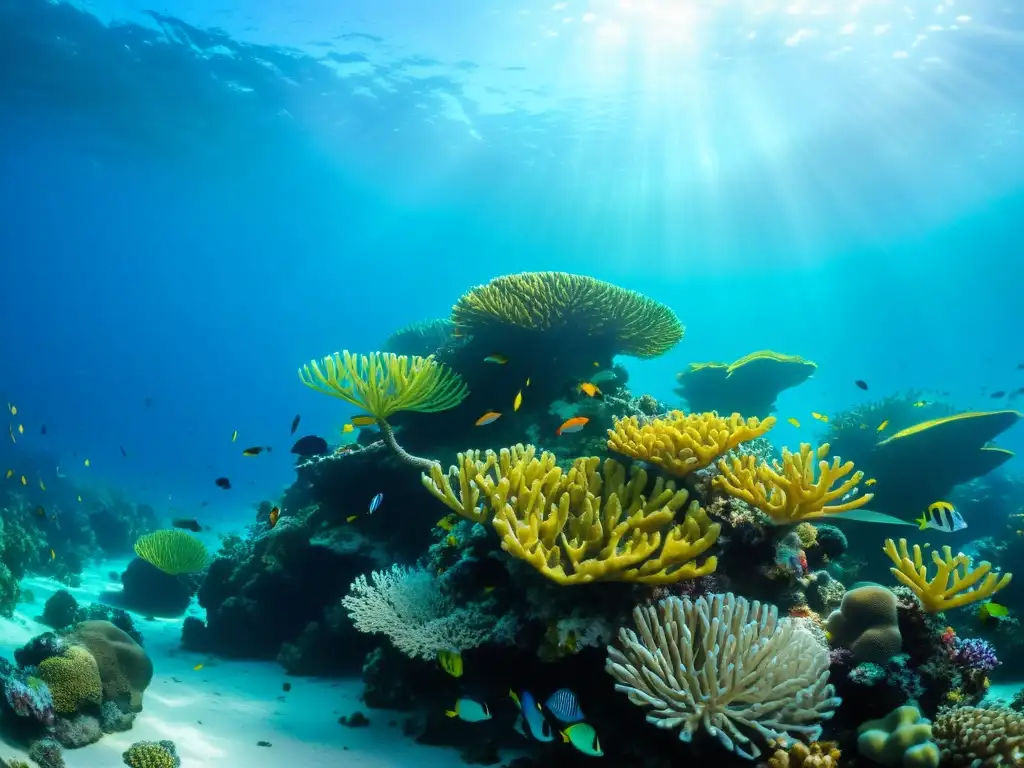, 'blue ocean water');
0,1,1023,766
